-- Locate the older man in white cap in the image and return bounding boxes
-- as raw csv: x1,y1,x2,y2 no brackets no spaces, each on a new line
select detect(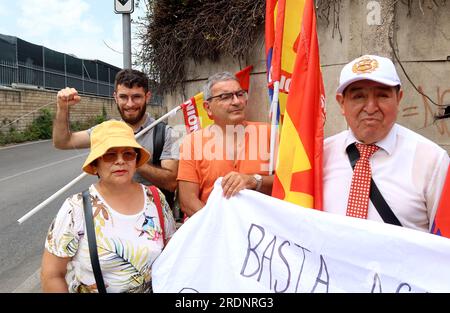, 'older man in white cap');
323,55,449,232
